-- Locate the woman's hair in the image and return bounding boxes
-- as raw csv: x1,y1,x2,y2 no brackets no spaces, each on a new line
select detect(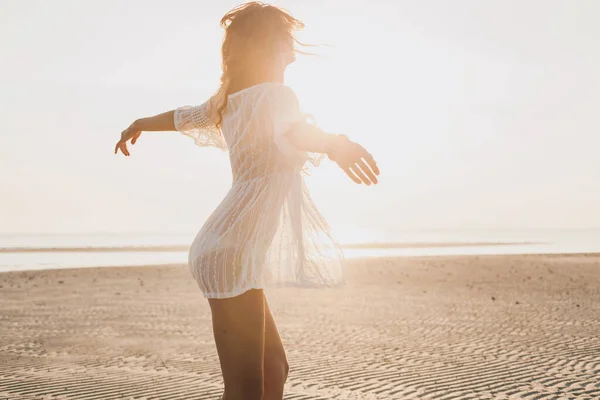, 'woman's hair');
213,2,305,129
